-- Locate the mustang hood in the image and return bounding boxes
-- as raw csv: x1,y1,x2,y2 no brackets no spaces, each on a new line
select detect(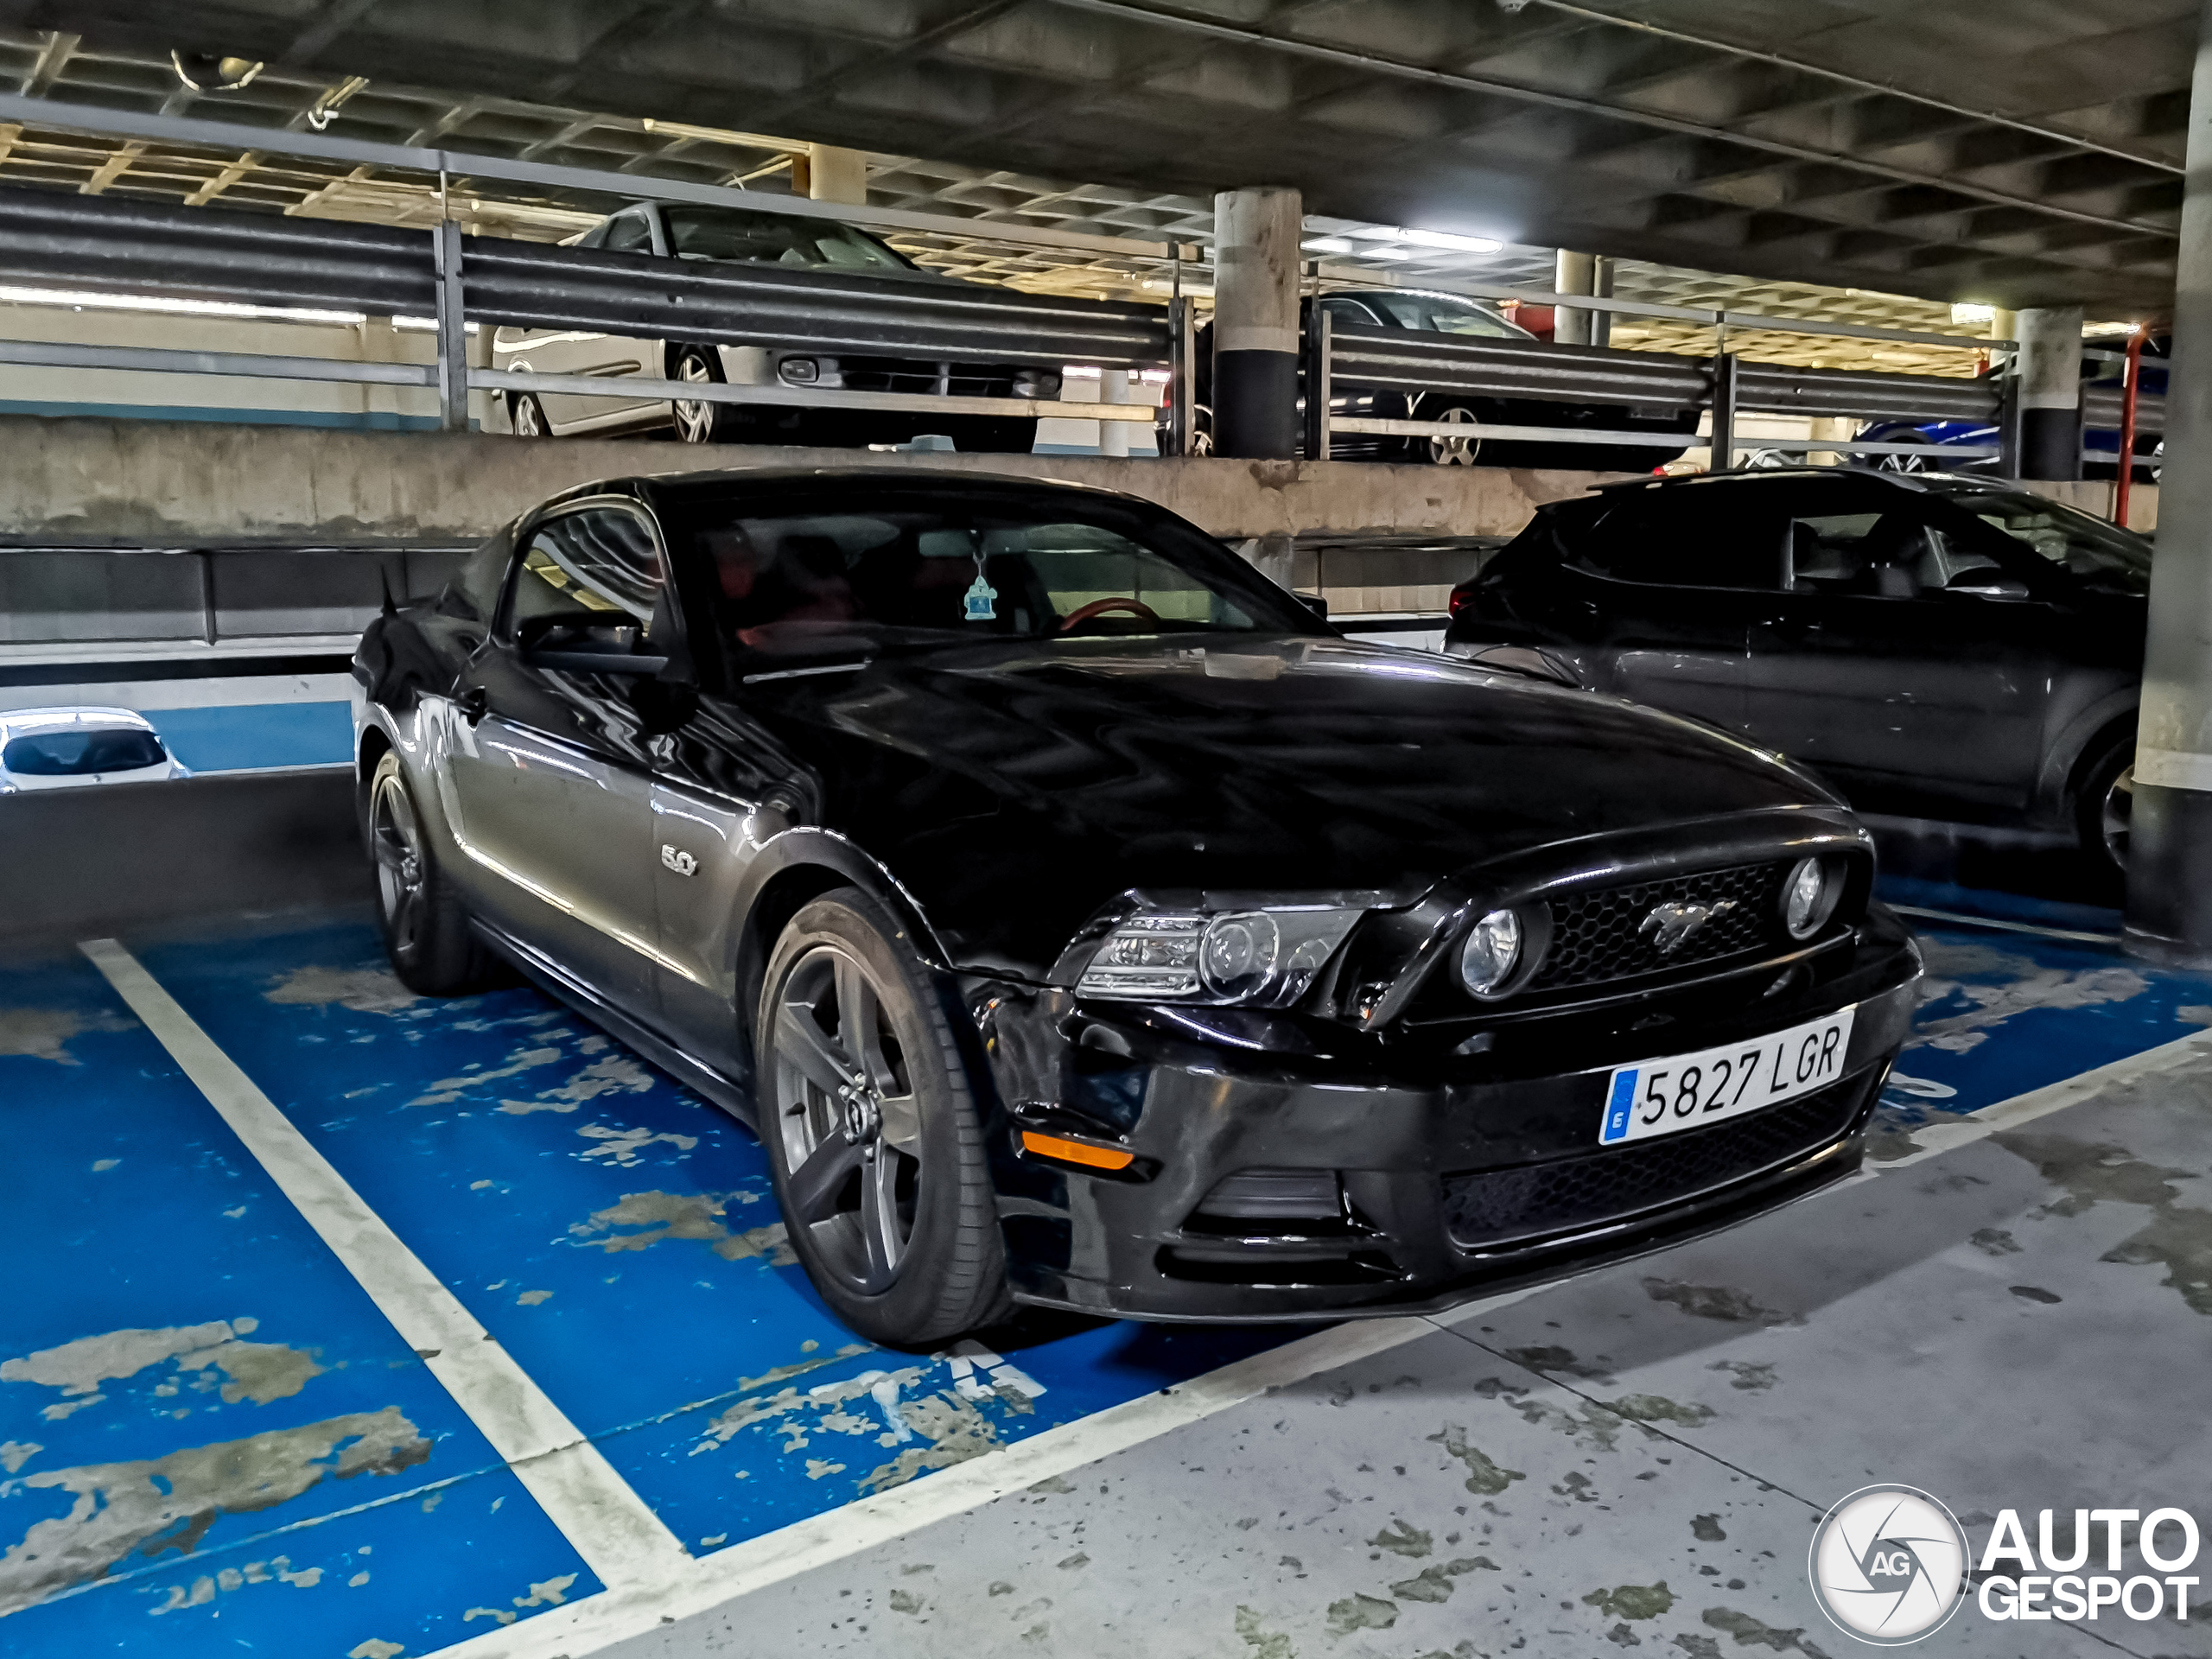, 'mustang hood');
721,636,1843,974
